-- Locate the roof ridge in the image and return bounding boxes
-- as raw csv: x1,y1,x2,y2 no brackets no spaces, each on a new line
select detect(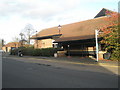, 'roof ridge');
40,16,107,32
